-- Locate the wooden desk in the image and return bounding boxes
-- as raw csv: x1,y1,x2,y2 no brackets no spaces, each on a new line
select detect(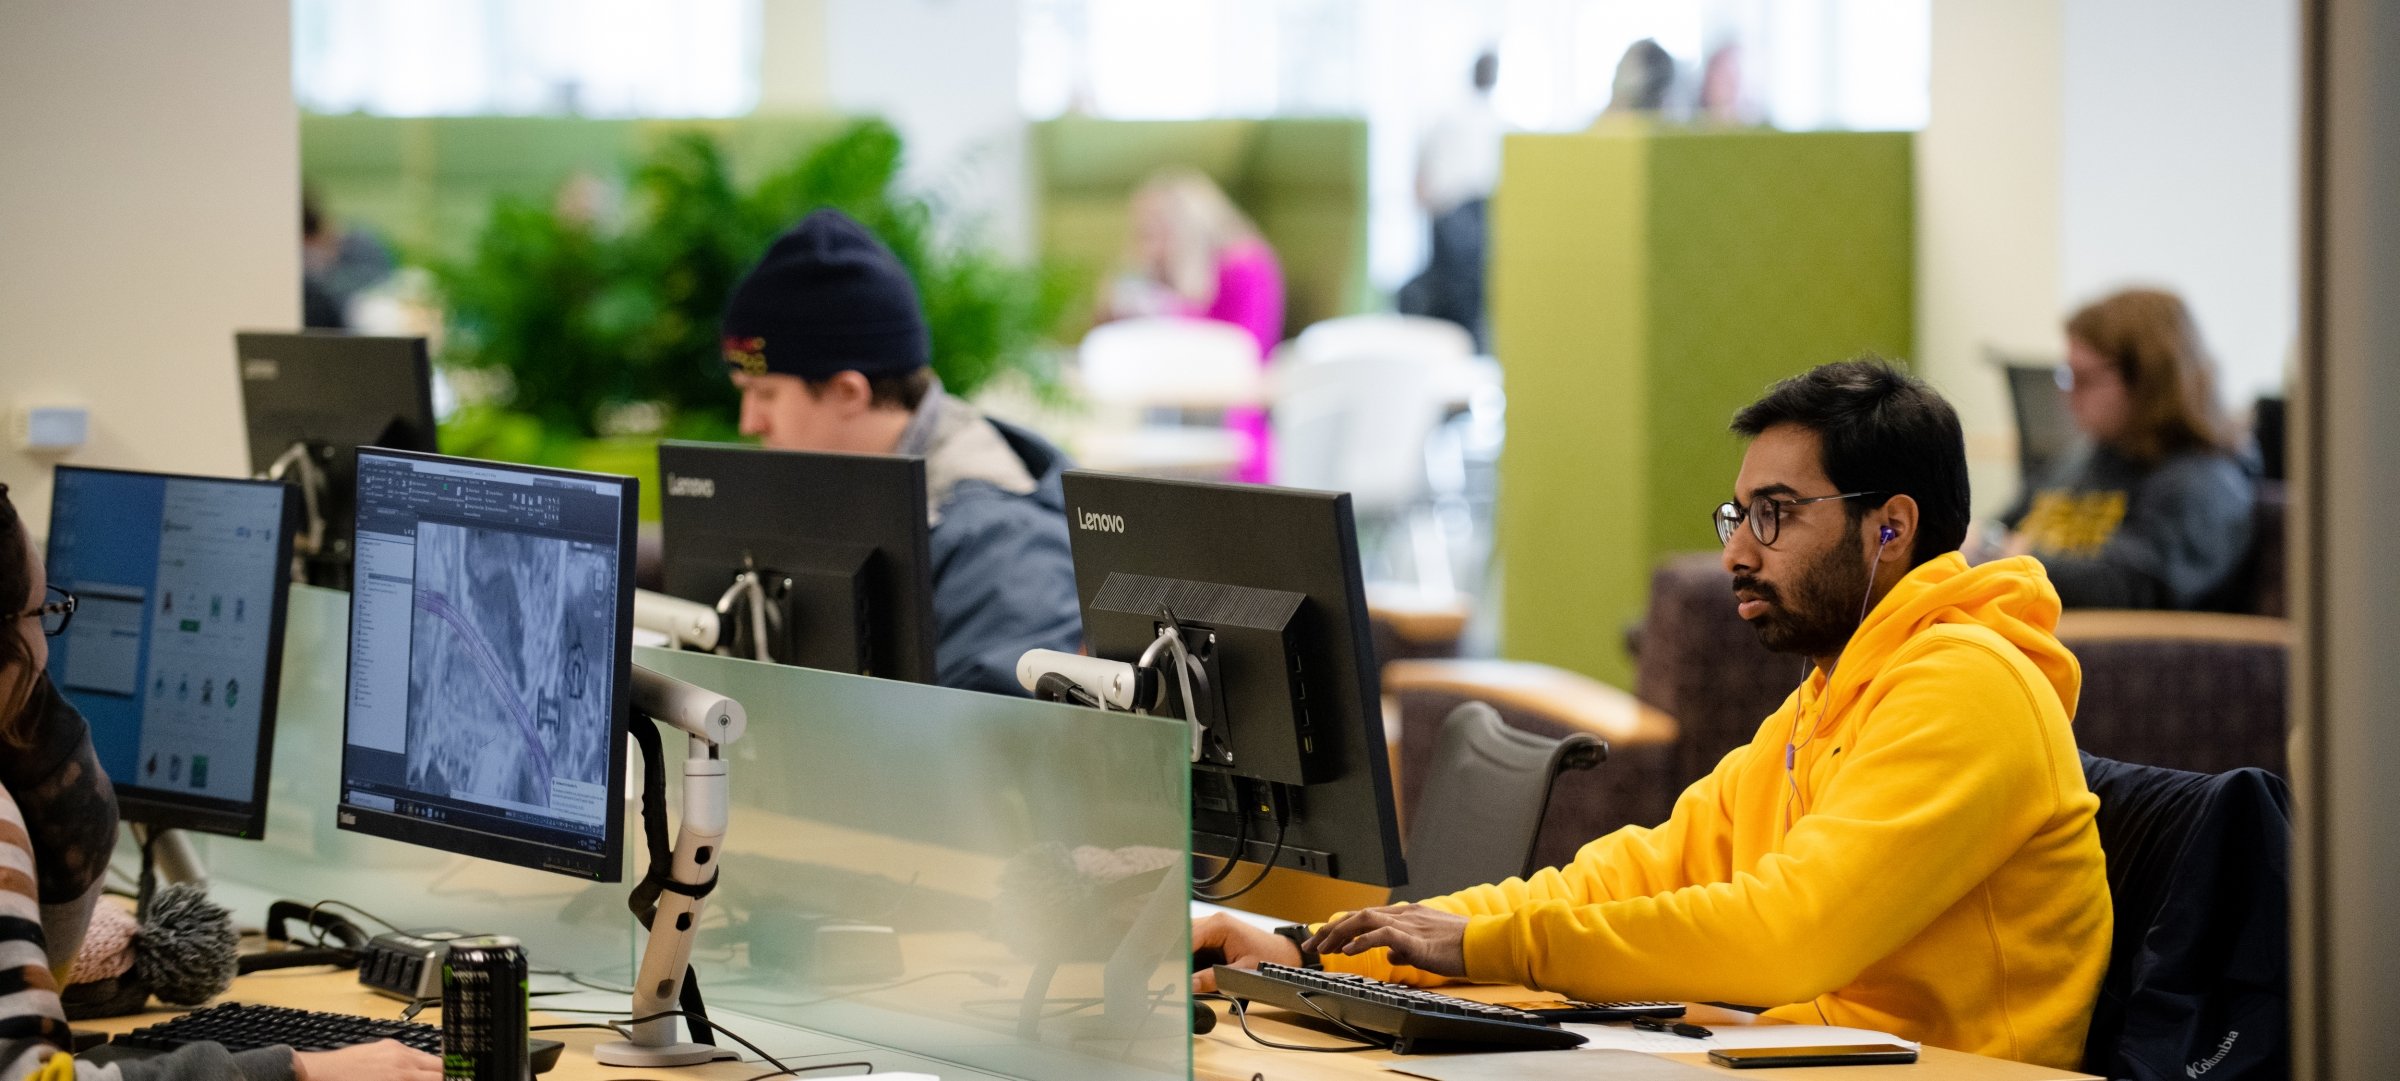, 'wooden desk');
1193,990,2100,1080
73,968,942,1081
